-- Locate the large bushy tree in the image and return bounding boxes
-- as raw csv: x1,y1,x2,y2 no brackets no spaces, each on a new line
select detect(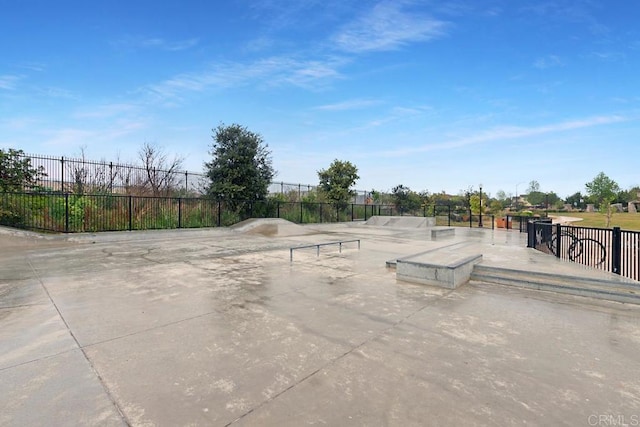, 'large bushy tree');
0,148,46,192
585,172,621,227
205,124,275,206
317,159,359,209
391,184,422,214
